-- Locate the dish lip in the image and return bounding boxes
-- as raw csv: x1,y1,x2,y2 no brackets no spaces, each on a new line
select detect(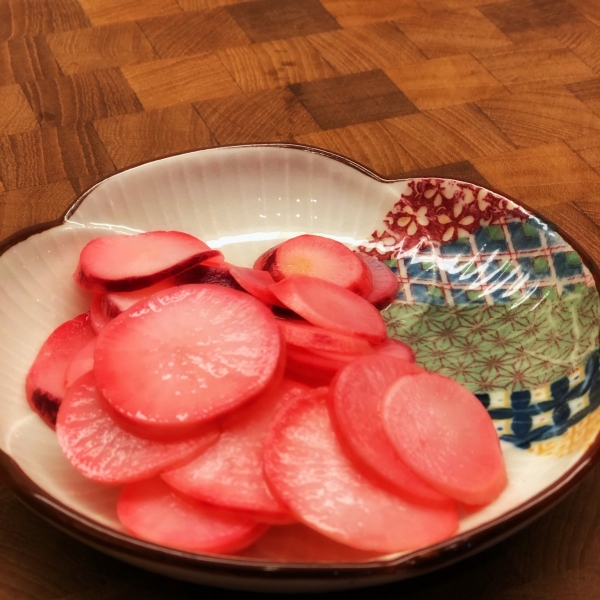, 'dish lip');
1,142,599,583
